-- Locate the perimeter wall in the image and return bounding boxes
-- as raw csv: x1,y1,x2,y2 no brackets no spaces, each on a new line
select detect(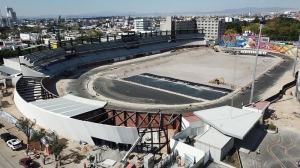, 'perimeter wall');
13,86,139,145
